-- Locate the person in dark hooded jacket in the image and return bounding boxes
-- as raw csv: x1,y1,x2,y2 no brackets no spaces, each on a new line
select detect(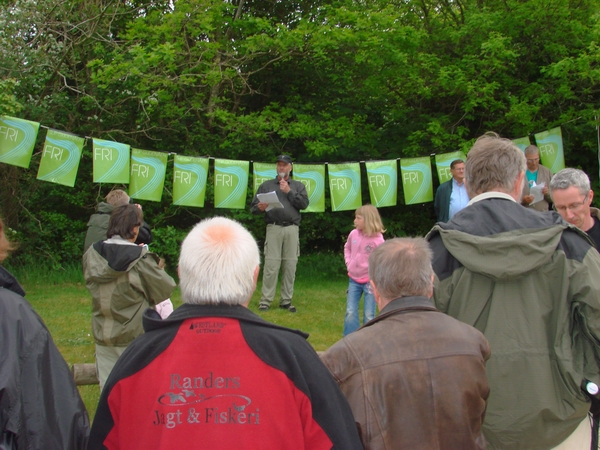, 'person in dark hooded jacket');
0,217,90,449
83,204,176,389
